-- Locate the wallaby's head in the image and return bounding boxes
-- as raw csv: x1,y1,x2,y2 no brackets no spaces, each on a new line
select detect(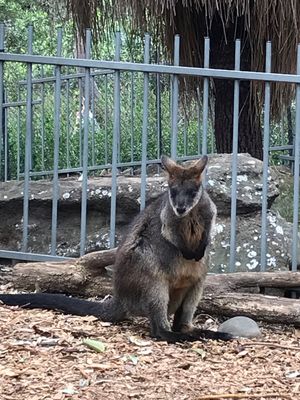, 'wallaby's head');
161,155,208,218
